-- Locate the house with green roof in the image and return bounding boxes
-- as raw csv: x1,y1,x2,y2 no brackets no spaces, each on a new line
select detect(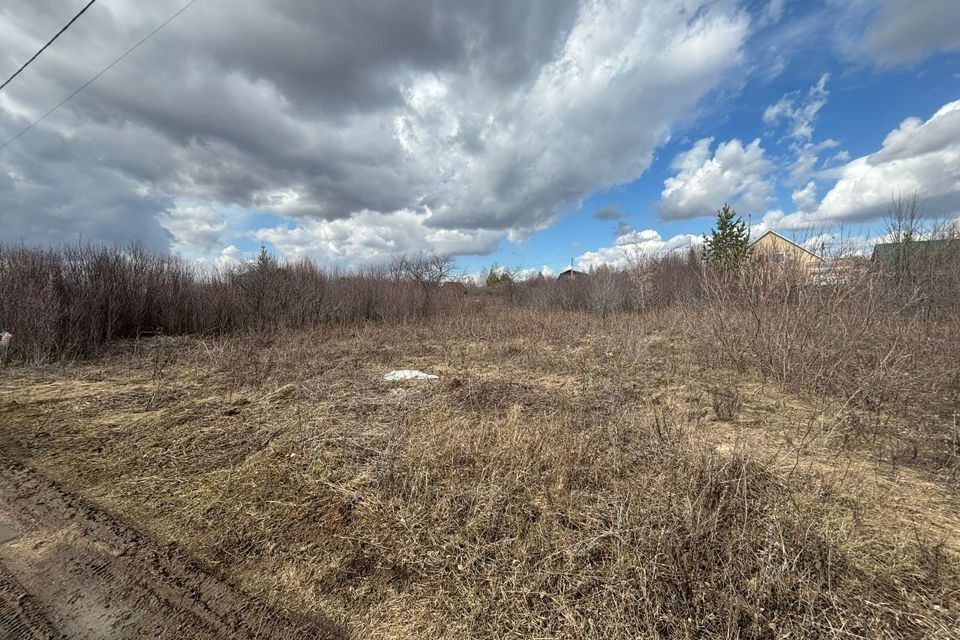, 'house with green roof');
871,239,960,272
